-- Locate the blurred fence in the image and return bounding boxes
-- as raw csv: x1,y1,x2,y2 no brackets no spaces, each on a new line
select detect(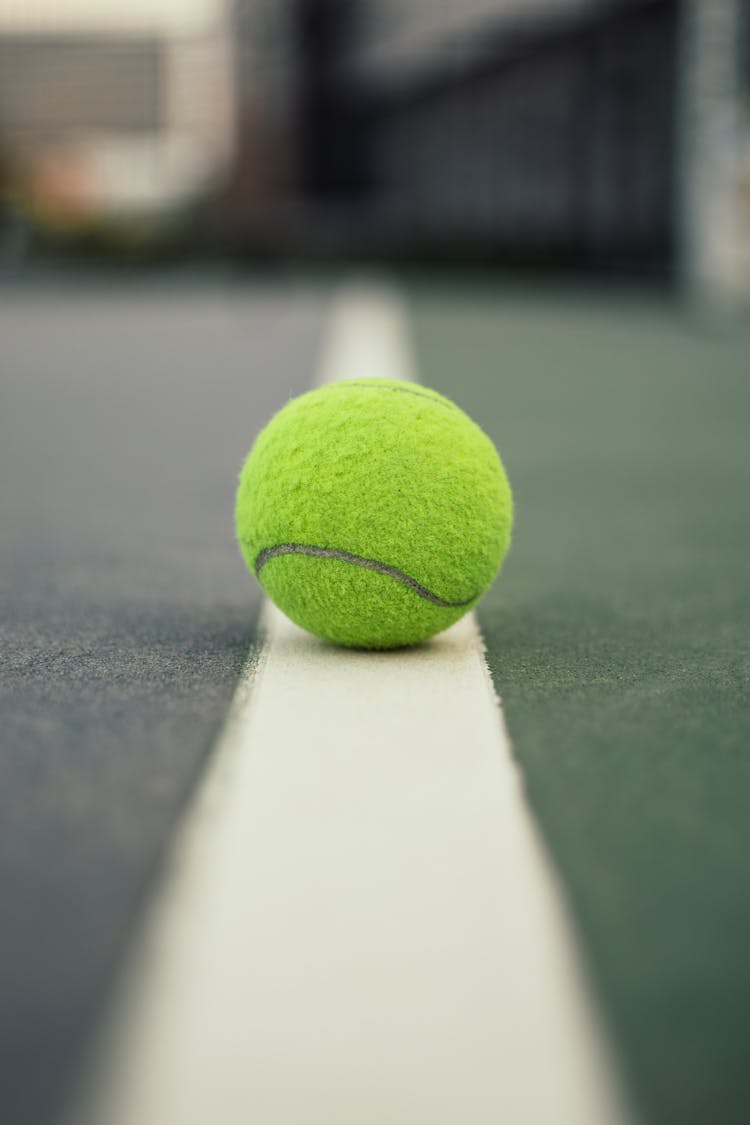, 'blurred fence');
0,0,748,292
